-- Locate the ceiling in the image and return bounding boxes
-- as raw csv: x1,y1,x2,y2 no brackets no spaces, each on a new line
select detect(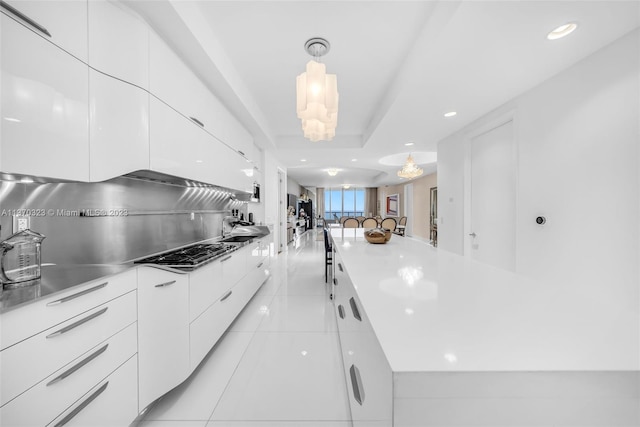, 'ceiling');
128,0,640,189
